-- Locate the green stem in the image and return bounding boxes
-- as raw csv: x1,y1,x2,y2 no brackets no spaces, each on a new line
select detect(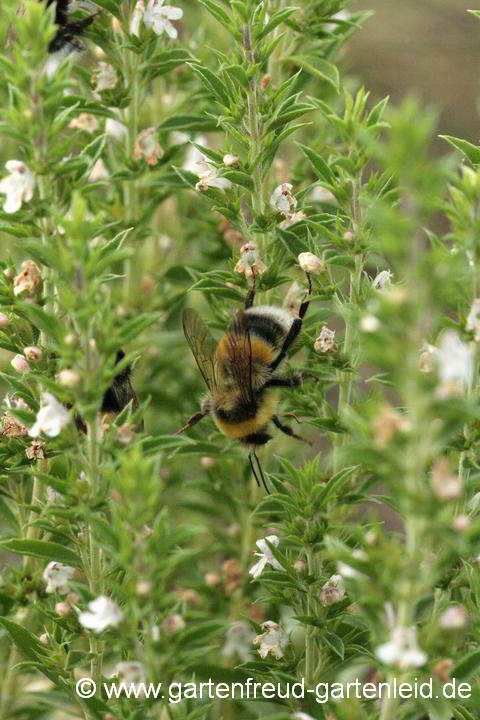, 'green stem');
305,547,315,685
123,63,140,301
